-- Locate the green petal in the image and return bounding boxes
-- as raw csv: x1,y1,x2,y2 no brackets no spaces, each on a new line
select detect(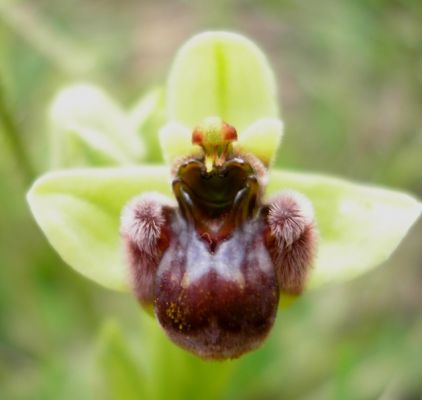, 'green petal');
49,84,144,168
235,118,283,166
27,166,172,291
129,87,166,162
167,31,278,131
159,122,201,164
62,126,136,165
129,88,163,130
267,170,422,287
